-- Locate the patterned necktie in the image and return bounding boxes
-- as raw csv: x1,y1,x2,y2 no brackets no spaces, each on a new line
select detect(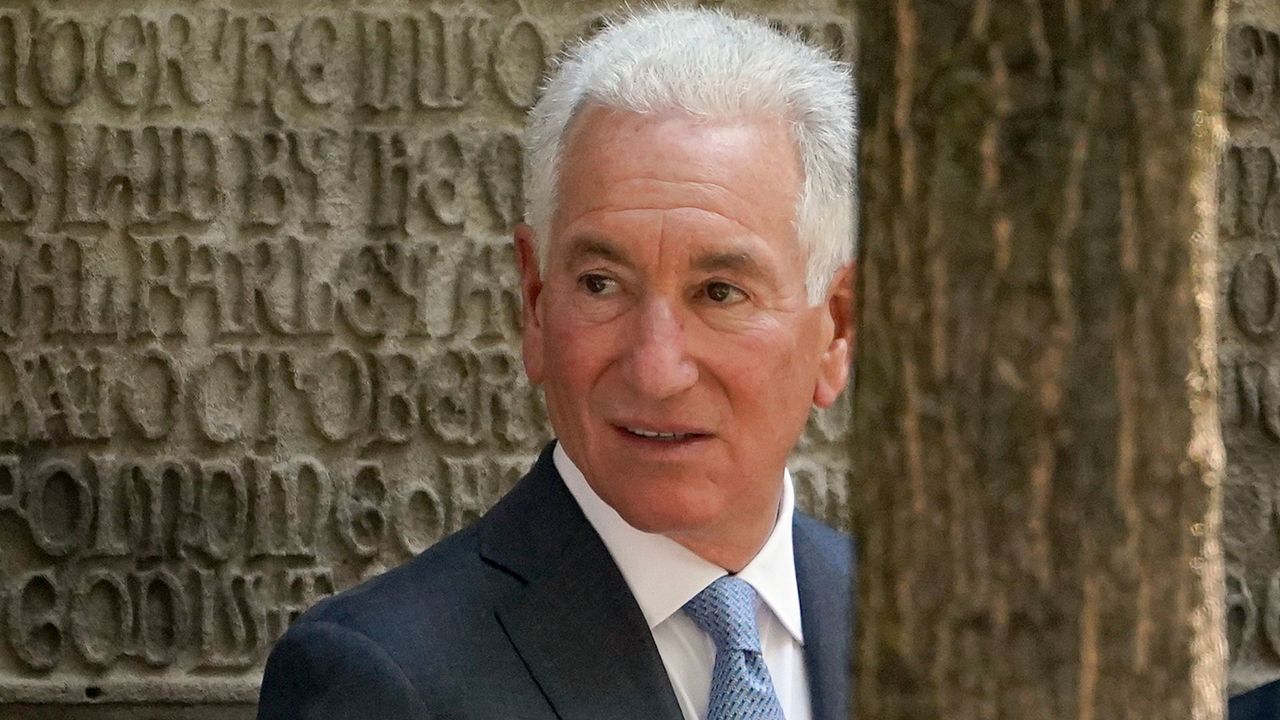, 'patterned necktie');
682,576,786,720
